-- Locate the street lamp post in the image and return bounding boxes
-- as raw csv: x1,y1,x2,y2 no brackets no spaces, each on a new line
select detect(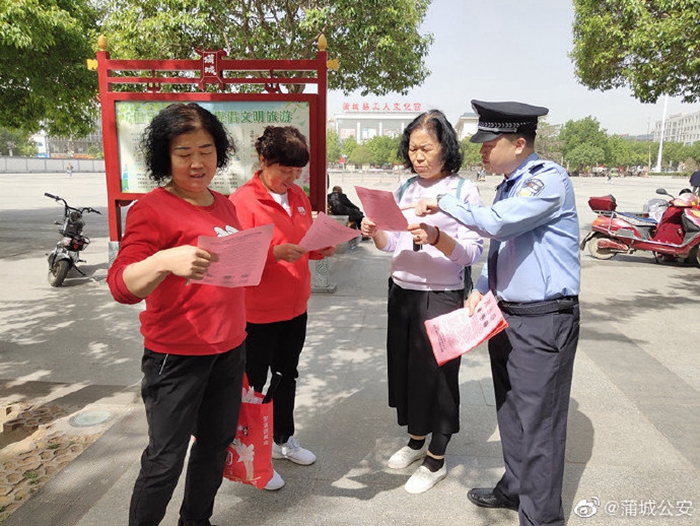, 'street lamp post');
654,95,669,173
